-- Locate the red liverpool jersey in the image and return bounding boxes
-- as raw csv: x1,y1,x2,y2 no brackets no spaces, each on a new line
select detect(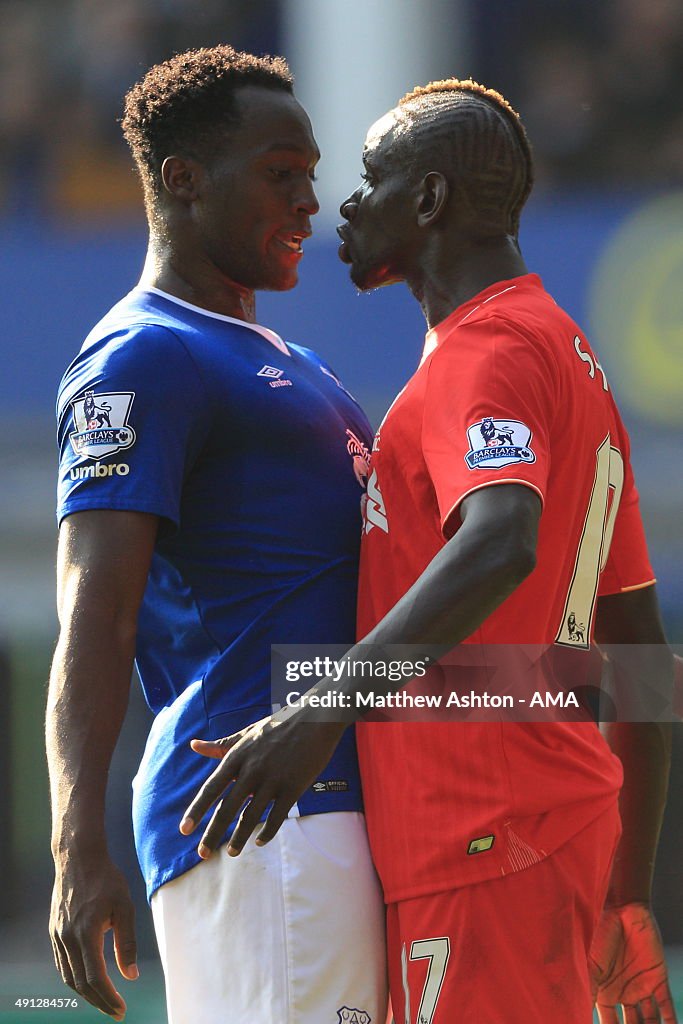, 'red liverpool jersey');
356,274,655,903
